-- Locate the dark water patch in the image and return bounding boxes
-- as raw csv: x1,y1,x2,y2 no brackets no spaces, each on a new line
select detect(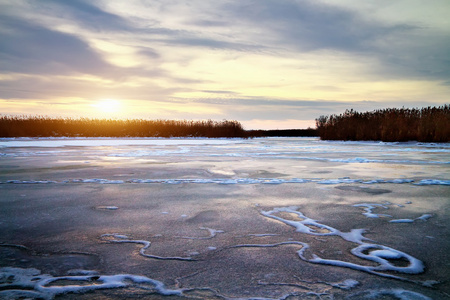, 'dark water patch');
185,210,220,224
310,170,333,174
336,186,392,195
0,244,100,276
249,170,288,178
